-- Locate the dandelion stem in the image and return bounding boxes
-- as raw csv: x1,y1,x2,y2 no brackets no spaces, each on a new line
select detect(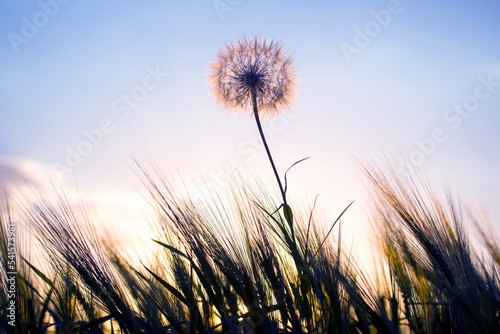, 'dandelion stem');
251,89,296,245
251,90,285,199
